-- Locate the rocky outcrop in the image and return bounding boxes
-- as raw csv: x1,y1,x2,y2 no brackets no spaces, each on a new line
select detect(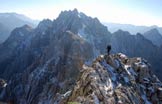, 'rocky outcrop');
59,53,162,104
